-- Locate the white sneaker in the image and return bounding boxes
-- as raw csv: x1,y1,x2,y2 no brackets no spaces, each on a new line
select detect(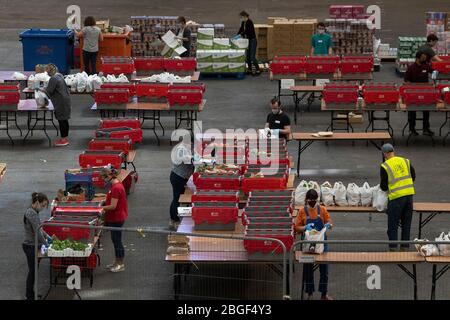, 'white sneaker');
110,264,125,273
106,262,115,269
